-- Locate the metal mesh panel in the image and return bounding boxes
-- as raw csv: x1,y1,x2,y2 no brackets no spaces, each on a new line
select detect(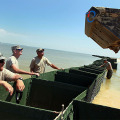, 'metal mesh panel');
73,100,120,120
